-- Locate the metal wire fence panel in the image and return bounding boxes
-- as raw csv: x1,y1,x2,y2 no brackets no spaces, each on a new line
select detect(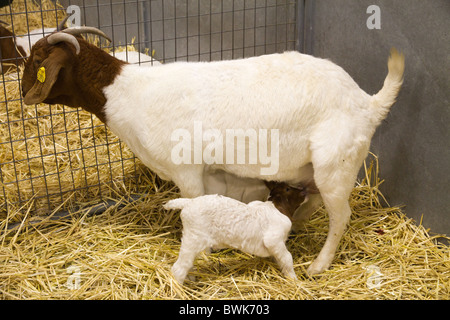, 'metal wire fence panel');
1,0,298,217
59,0,298,61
